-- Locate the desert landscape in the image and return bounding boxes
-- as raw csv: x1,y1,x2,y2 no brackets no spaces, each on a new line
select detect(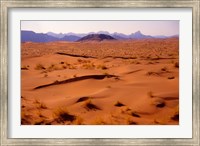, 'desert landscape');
21,36,179,125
